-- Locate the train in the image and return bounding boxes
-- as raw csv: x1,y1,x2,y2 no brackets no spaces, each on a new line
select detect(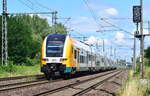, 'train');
40,34,117,80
